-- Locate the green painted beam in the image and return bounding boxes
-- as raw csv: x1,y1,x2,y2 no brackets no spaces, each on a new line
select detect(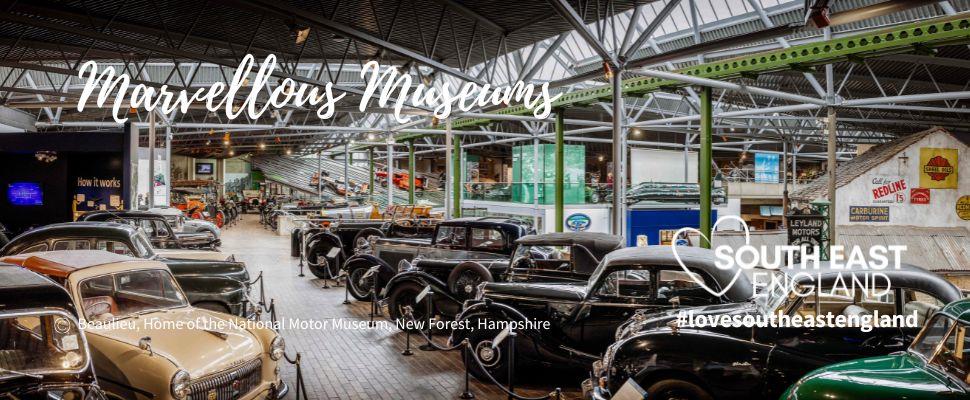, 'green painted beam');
452,136,462,218
394,13,970,136
555,110,565,233
699,87,713,249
